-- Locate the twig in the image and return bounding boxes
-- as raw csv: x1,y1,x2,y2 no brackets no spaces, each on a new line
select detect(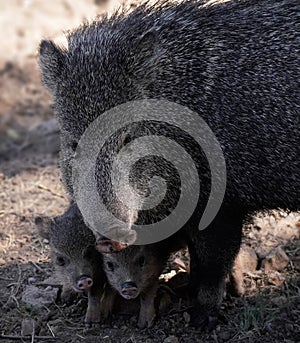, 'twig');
37,184,64,198
0,335,57,341
29,261,43,273
0,277,15,281
46,323,55,338
31,321,35,343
